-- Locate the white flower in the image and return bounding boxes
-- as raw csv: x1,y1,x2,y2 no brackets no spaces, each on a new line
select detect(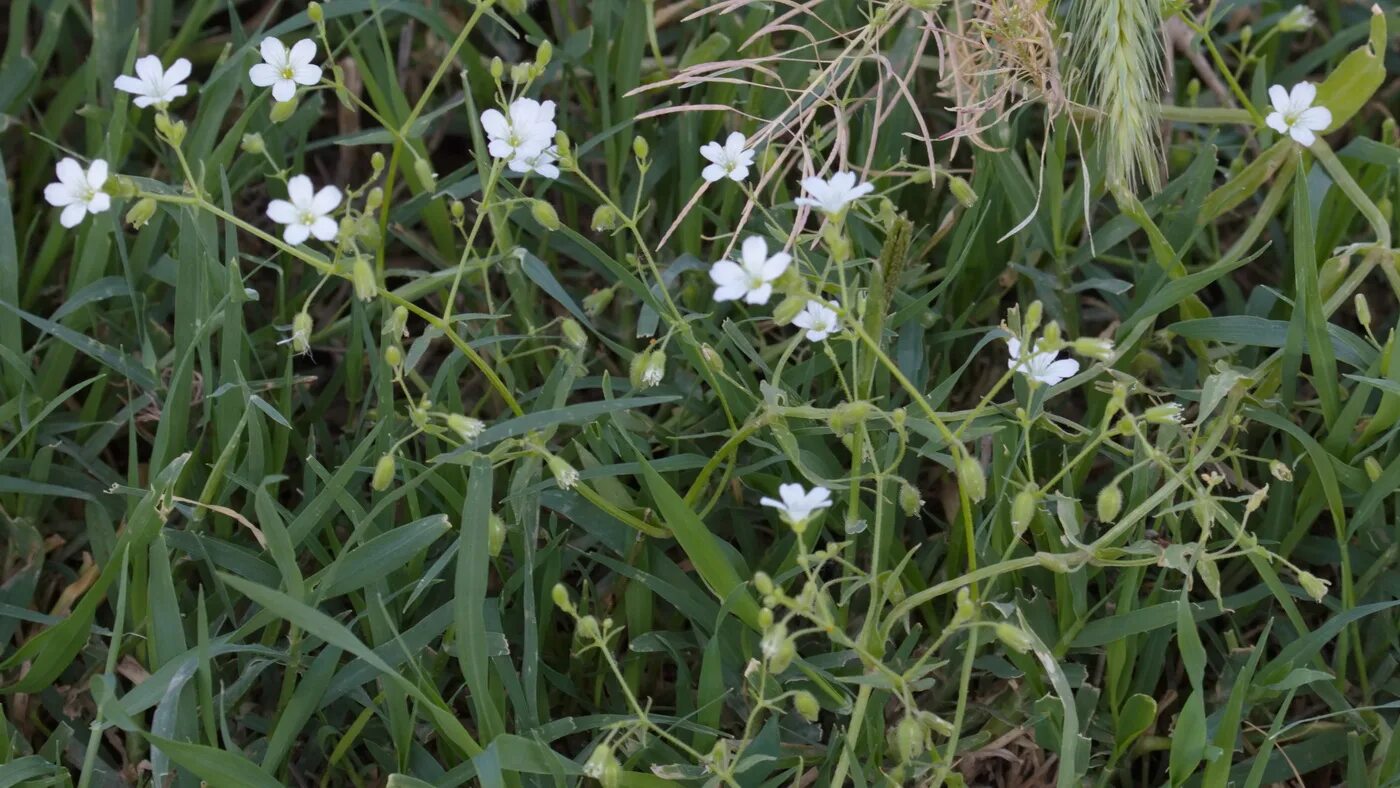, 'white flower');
509,146,560,179
249,38,322,103
44,158,111,228
1264,82,1332,146
700,132,755,183
481,98,557,163
794,171,874,216
1007,338,1080,386
792,300,840,341
709,236,791,305
760,484,833,525
113,55,192,108
266,175,342,246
